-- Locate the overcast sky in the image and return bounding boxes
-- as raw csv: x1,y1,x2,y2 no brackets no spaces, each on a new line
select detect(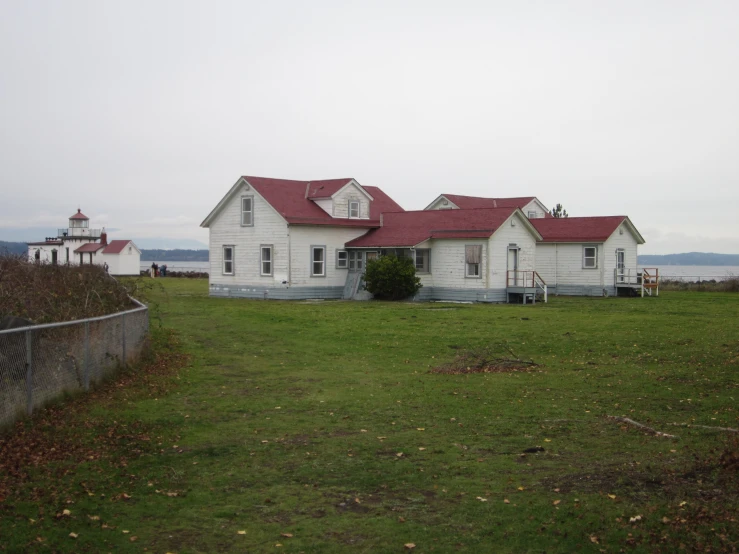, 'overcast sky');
1,0,737,253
